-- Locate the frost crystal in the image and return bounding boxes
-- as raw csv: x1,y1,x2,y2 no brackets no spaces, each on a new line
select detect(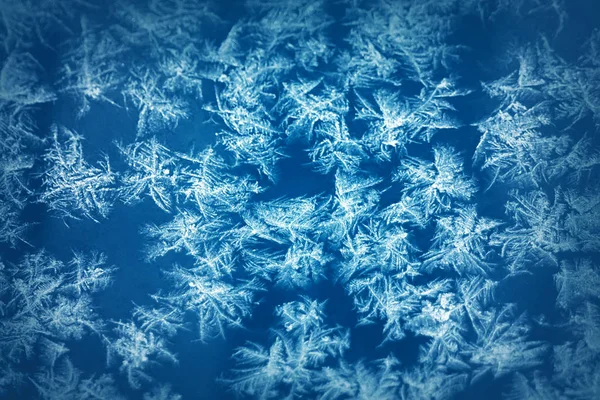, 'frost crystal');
110,320,177,389
394,145,476,219
0,251,113,364
116,137,180,212
155,265,263,342
124,69,189,137
40,125,118,222
225,297,349,399
58,16,124,117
